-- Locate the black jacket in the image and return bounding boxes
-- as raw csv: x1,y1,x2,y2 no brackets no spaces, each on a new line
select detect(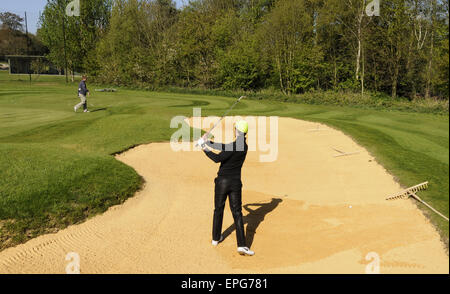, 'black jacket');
78,80,89,96
203,135,248,179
